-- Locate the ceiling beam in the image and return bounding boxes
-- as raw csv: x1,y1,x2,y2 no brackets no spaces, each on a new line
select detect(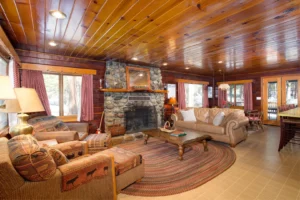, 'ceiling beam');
0,26,20,63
